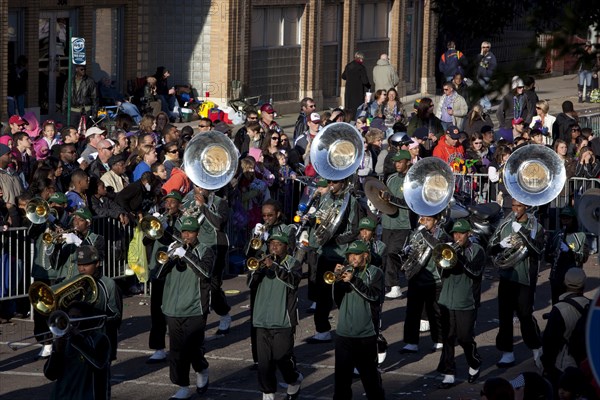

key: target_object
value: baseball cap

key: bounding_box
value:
[511,117,525,126]
[358,217,376,230]
[413,127,429,140]
[9,115,27,126]
[163,190,183,202]
[480,125,494,134]
[315,177,328,188]
[48,192,68,205]
[260,103,276,114]
[77,245,99,265]
[445,125,460,139]
[560,206,577,218]
[72,207,93,222]
[268,232,289,244]
[0,144,11,157]
[564,267,586,291]
[180,215,200,231]
[108,154,126,168]
[345,240,369,255]
[309,112,321,123]
[85,127,105,138]
[391,150,411,161]
[450,219,471,233]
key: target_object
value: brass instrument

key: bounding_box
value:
[41,228,76,245]
[324,265,354,285]
[249,223,269,251]
[156,242,189,265]
[314,189,350,246]
[491,230,528,269]
[7,310,105,351]
[26,198,57,224]
[246,254,274,271]
[432,242,461,269]
[403,157,455,216]
[140,215,165,240]
[29,275,98,316]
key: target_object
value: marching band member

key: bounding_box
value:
[358,216,386,269]
[156,216,213,400]
[436,219,484,388]
[380,150,412,299]
[146,190,182,364]
[332,240,385,399]
[248,232,303,400]
[488,199,544,369]
[187,185,232,336]
[547,206,588,305]
[307,178,360,344]
[401,212,449,354]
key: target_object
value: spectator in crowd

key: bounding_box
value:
[576,41,596,103]
[115,171,161,215]
[439,41,466,82]
[100,153,129,194]
[567,125,584,158]
[434,81,468,131]
[575,146,600,178]
[62,65,97,127]
[529,100,555,145]
[476,41,497,112]
[88,139,115,179]
[39,120,60,149]
[552,101,578,144]
[373,53,399,91]
[162,141,180,180]
[131,144,158,182]
[522,76,539,124]
[407,97,444,139]
[557,366,596,400]
[258,103,282,137]
[293,97,316,142]
[383,88,405,127]
[554,139,577,179]
[97,76,143,124]
[80,127,106,162]
[342,51,371,114]
[511,118,527,143]
[65,169,89,211]
[197,117,213,134]
[11,132,35,188]
[142,76,161,116]
[497,77,530,130]
[262,130,281,157]
[153,67,177,120]
[234,110,259,154]
[162,159,192,196]
[152,163,168,185]
[464,104,494,138]
[433,125,465,166]
[57,144,79,191]
[8,115,28,134]
[89,179,129,226]
[452,73,471,107]
[465,132,491,173]
[294,113,321,157]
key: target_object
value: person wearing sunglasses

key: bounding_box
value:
[293,97,316,142]
[475,41,497,113]
[62,64,98,128]
[88,139,115,179]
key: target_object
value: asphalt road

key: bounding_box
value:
[1,256,598,400]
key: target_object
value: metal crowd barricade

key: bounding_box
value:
[0,227,32,301]
[579,109,600,133]
[91,216,135,279]
[453,173,492,204]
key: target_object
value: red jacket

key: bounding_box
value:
[432,140,465,165]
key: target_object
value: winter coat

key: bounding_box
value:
[372,59,399,91]
[342,60,371,115]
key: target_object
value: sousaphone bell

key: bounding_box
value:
[403,157,455,216]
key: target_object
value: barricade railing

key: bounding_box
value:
[90,216,135,280]
[0,228,32,301]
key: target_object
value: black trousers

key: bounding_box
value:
[333,335,385,400]
[314,254,343,333]
[256,327,300,394]
[305,248,319,302]
[166,315,209,387]
[210,244,231,316]
[381,229,410,287]
[437,306,481,375]
[149,278,166,350]
[404,283,442,345]
[496,279,541,352]
[250,289,258,363]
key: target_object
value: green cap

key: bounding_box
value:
[345,240,369,255]
[560,206,577,218]
[268,232,289,244]
[450,218,471,233]
[164,190,183,202]
[72,207,93,222]
[315,177,328,188]
[391,150,411,162]
[48,192,67,205]
[180,216,199,231]
[359,217,376,230]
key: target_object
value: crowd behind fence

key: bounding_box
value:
[1,176,598,303]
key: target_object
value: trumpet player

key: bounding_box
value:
[488,199,544,369]
[156,216,213,400]
[248,232,303,400]
[436,220,484,388]
[332,240,385,400]
[358,217,385,269]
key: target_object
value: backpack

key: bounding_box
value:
[563,296,590,364]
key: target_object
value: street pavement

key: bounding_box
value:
[1,74,599,400]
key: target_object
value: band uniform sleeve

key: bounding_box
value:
[349,267,383,303]
[274,256,302,290]
[460,244,485,279]
[70,333,111,370]
[182,245,214,279]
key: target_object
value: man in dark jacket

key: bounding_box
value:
[292,97,315,142]
[475,42,497,112]
[342,52,371,115]
[552,101,578,144]
[62,65,98,126]
[439,41,466,82]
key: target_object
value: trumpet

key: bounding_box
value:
[26,198,58,225]
[42,228,76,245]
[7,310,105,351]
[324,265,354,285]
[246,254,274,271]
[156,242,189,265]
[140,215,165,240]
[432,242,461,269]
[249,223,269,251]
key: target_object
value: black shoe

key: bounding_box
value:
[468,370,480,384]
[496,360,515,368]
[196,380,209,395]
[439,382,456,389]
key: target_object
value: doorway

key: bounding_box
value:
[38,10,77,120]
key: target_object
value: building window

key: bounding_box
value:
[359,2,390,41]
[251,7,302,48]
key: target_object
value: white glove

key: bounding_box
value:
[417,225,426,232]
[511,221,522,233]
[62,233,82,247]
[488,166,499,183]
[560,242,570,252]
[152,212,161,218]
[253,223,264,236]
[167,241,179,252]
[500,237,513,249]
[173,247,186,258]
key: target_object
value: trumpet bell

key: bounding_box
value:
[403,158,455,216]
[156,251,169,265]
[323,271,337,285]
[249,238,262,251]
[141,216,164,240]
[26,199,51,224]
[183,131,240,190]
[309,122,364,181]
[433,243,457,269]
[48,310,70,337]
[246,257,260,270]
[503,145,566,206]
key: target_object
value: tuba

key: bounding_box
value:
[309,122,364,246]
[401,227,439,280]
[491,225,529,269]
[29,275,98,316]
[403,157,455,217]
[183,130,239,190]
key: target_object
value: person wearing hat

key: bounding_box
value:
[293,112,321,157]
[331,240,385,399]
[434,81,468,132]
[541,268,590,385]
[432,125,465,166]
[47,192,70,227]
[379,150,412,299]
[358,217,386,269]
[401,212,450,354]
[0,143,24,207]
[436,219,485,388]
[547,207,589,305]
[488,199,544,369]
[80,127,106,163]
[510,117,527,142]
[76,245,122,362]
[100,153,129,194]
[306,177,360,344]
[50,207,105,282]
[8,115,27,134]
[497,76,531,130]
[248,232,303,400]
[156,215,213,399]
[259,103,282,138]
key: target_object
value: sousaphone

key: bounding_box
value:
[183,130,240,190]
[403,157,455,216]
